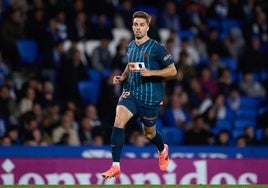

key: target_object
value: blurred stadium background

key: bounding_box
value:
[0,0,268,185]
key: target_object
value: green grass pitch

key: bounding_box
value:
[1,185,268,188]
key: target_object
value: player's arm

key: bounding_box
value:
[113,64,130,84]
[140,63,177,78]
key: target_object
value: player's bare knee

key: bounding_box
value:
[114,116,125,128]
[144,133,154,140]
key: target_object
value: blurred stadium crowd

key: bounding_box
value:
[0,0,268,147]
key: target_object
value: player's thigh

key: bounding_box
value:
[114,105,133,128]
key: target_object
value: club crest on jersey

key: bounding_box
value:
[163,54,171,61]
[144,52,149,58]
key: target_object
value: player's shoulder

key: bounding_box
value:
[149,39,167,52]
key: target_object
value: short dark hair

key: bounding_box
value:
[132,11,151,25]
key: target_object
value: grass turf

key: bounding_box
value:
[1,185,268,188]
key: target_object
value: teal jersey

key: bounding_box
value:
[123,39,174,105]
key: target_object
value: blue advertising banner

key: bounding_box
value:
[0,146,268,158]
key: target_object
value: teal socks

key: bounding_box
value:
[150,131,165,152]
[111,127,124,162]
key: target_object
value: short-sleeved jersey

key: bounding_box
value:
[123,38,174,105]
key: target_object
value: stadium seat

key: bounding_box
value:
[178,30,195,40]
[222,19,242,32]
[258,106,268,116]
[155,118,163,130]
[233,119,256,130]
[256,128,264,141]
[161,127,184,145]
[134,6,159,17]
[78,80,100,105]
[215,119,233,132]
[235,109,257,121]
[232,129,244,140]
[87,68,102,82]
[207,18,220,30]
[16,39,39,64]
[219,57,238,71]
[239,96,263,110]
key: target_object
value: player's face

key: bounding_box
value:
[132,18,149,39]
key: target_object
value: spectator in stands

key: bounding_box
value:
[199,66,219,96]
[112,38,129,72]
[0,8,25,69]
[238,36,266,73]
[235,135,248,147]
[0,135,11,146]
[40,102,60,145]
[32,102,43,124]
[193,34,208,60]
[148,14,160,42]
[24,8,46,42]
[178,37,200,66]
[129,130,147,147]
[18,87,36,116]
[227,0,245,20]
[56,48,89,105]
[0,50,9,83]
[250,10,268,48]
[97,69,121,122]
[239,71,266,97]
[68,11,90,42]
[52,109,80,146]
[78,117,93,145]
[19,113,39,144]
[161,92,191,129]
[63,105,80,131]
[5,125,20,145]
[188,77,210,109]
[39,18,61,68]
[165,37,179,63]
[244,126,258,145]
[214,93,234,121]
[159,1,181,31]
[184,114,214,145]
[260,126,268,145]
[114,0,134,30]
[91,37,113,73]
[55,10,69,41]
[42,42,67,83]
[92,134,104,146]
[215,129,231,146]
[208,53,225,79]
[67,0,87,24]
[88,14,113,40]
[205,27,230,57]
[227,86,241,111]
[207,0,229,20]
[201,105,217,129]
[217,67,235,96]
[0,85,16,124]
[176,50,197,83]
[39,80,57,108]
[224,28,245,60]
[183,1,207,35]
[83,105,102,127]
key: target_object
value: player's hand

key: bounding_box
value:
[113,76,123,85]
[140,68,152,77]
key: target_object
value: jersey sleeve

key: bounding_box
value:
[156,44,174,67]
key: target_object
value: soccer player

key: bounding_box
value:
[102,11,177,178]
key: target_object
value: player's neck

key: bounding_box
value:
[135,35,150,46]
